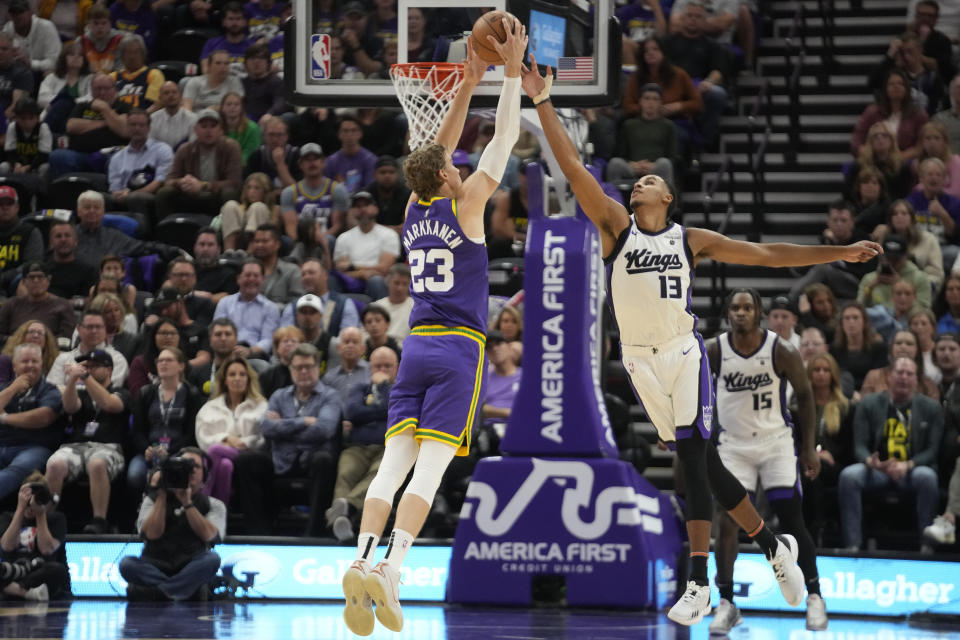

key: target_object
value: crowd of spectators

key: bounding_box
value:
[0,0,957,603]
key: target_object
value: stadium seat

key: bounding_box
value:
[150,60,199,85]
[103,213,143,238]
[163,29,219,63]
[22,209,73,249]
[488,257,523,297]
[43,173,108,210]
[156,213,213,252]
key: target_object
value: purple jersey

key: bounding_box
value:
[403,196,488,332]
[292,178,335,230]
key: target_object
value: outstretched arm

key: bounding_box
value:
[687,227,881,268]
[521,56,630,255]
[434,40,489,154]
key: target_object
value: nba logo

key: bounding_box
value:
[310,34,331,80]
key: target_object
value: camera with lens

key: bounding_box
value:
[28,482,52,506]
[160,456,195,490]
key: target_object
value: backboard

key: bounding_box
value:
[284,0,621,108]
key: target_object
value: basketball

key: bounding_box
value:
[470,10,515,65]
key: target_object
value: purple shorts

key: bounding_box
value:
[385,325,486,456]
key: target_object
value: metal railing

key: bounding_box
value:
[815,0,836,88]
[702,155,736,322]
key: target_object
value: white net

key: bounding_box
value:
[390,63,465,152]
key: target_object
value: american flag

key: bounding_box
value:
[556,57,594,82]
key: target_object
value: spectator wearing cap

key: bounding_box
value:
[606,82,677,187]
[364,155,410,235]
[332,192,399,300]
[768,295,801,349]
[251,223,303,306]
[324,115,378,195]
[156,109,243,220]
[373,263,412,346]
[0,32,33,121]
[0,342,62,501]
[242,43,286,123]
[0,263,74,343]
[150,81,198,151]
[288,293,333,357]
[184,50,245,113]
[246,117,300,192]
[48,309,129,389]
[3,0,61,75]
[144,287,212,370]
[1,97,52,190]
[107,108,174,218]
[199,2,254,75]
[279,143,349,254]
[213,259,280,360]
[44,349,131,534]
[0,187,43,296]
[858,234,933,312]
[280,257,361,336]
[257,325,307,398]
[339,1,384,77]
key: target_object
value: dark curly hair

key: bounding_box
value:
[403,143,447,199]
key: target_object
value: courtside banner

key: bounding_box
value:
[708,553,960,616]
[66,543,450,600]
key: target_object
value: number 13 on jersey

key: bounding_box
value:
[409,248,454,292]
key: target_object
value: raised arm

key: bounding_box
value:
[521,56,630,255]
[687,227,882,268]
[434,40,488,155]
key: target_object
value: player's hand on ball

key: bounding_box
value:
[462,39,488,85]
[520,53,549,98]
[842,240,882,263]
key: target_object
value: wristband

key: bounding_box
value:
[533,73,553,105]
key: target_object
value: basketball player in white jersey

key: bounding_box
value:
[519,59,880,625]
[707,289,827,633]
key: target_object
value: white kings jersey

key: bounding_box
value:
[715,329,794,439]
[605,221,696,346]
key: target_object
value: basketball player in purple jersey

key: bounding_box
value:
[340,21,529,636]
[519,58,881,626]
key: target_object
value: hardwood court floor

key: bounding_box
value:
[0,599,956,640]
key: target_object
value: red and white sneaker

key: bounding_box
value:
[342,560,374,636]
[364,561,403,632]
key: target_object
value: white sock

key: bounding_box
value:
[356,533,379,563]
[383,529,414,569]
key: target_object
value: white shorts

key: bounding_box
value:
[621,332,713,445]
[717,429,798,497]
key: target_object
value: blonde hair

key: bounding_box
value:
[918,120,952,165]
[859,122,903,174]
[403,143,446,199]
[494,305,523,338]
[807,353,848,436]
[2,320,58,374]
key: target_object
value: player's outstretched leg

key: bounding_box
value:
[705,442,805,606]
[342,433,419,635]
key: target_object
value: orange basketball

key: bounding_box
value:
[470,10,515,65]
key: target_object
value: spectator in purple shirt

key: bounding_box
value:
[906,156,960,267]
[478,330,520,455]
[110,0,157,54]
[200,2,253,75]
[244,0,286,40]
[323,115,376,195]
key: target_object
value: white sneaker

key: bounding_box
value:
[768,534,805,606]
[924,516,956,545]
[667,581,711,626]
[806,593,828,631]
[24,584,48,601]
[708,598,742,635]
[342,560,374,636]
[326,497,350,528]
[364,561,403,632]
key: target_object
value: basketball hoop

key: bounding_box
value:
[390,62,465,152]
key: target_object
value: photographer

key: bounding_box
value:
[0,343,62,501]
[44,350,132,534]
[857,235,932,312]
[119,447,225,601]
[0,474,70,600]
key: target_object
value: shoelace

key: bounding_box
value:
[680,584,701,603]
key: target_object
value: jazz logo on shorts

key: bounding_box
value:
[311,34,331,80]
